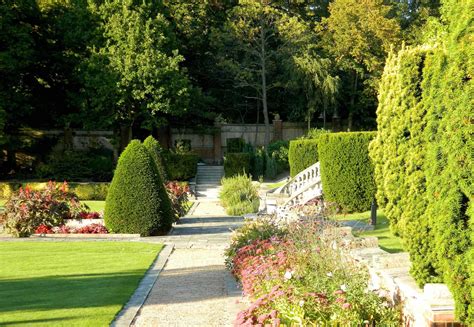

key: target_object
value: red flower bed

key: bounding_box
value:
[35,223,108,235]
[79,212,101,219]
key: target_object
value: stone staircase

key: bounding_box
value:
[195,164,224,200]
[263,162,323,221]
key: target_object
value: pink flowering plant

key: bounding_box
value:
[228,218,401,326]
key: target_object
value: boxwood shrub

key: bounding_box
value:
[224,153,251,177]
[318,132,376,213]
[163,153,198,181]
[288,140,319,177]
[143,136,168,182]
[104,140,173,236]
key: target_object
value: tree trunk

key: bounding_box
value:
[119,124,132,153]
[348,71,358,131]
[260,27,270,148]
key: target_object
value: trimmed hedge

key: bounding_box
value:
[369,1,473,321]
[318,132,376,213]
[163,153,198,181]
[224,153,251,177]
[104,140,173,236]
[0,182,109,200]
[288,140,319,177]
[143,136,168,182]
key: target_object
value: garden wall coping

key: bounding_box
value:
[343,227,463,326]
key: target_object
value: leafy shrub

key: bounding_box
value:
[268,140,289,173]
[250,147,265,179]
[104,140,173,236]
[71,183,109,200]
[165,181,190,219]
[264,154,278,180]
[318,132,376,213]
[227,138,246,153]
[143,135,168,181]
[224,153,251,177]
[36,149,114,182]
[163,152,198,181]
[369,2,473,321]
[0,182,110,201]
[0,181,87,237]
[220,174,259,215]
[288,139,320,177]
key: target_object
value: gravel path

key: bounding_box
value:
[132,201,245,327]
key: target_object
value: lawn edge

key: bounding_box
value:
[111,243,174,327]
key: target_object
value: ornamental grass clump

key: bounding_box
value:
[219,174,259,215]
[228,219,401,326]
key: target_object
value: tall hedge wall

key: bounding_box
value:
[318,132,376,213]
[288,140,319,177]
[369,0,473,321]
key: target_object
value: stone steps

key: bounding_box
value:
[195,165,224,200]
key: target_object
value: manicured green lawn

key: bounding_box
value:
[335,209,404,254]
[82,200,105,212]
[0,242,163,326]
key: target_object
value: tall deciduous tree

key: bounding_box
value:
[212,0,337,145]
[320,0,400,130]
[0,0,40,168]
[212,0,281,146]
[94,0,190,150]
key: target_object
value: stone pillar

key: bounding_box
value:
[213,123,222,164]
[272,118,283,142]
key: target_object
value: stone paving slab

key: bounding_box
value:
[132,201,245,327]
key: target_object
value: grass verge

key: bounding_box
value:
[334,209,404,253]
[0,241,163,326]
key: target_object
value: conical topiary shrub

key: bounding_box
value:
[143,135,175,221]
[143,135,168,182]
[104,140,173,236]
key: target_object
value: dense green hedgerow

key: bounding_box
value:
[220,174,259,215]
[319,132,376,213]
[224,152,251,177]
[163,153,198,181]
[104,140,173,236]
[369,0,473,321]
[288,140,319,177]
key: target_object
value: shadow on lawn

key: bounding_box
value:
[0,270,147,314]
[0,316,80,326]
[0,266,235,314]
